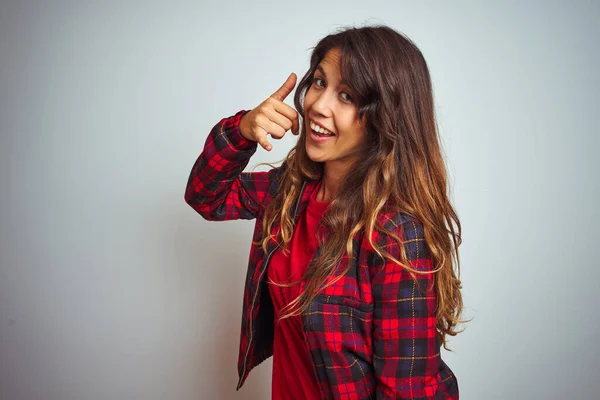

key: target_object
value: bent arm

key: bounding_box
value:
[184,109,277,221]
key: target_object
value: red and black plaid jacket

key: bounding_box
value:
[185,110,459,399]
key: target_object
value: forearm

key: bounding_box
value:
[185,109,267,221]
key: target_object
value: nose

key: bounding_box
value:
[310,89,334,117]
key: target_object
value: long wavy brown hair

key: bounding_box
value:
[257,24,465,350]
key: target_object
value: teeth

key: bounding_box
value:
[310,120,333,135]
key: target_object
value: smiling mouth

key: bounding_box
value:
[309,127,335,142]
[311,128,334,137]
[309,119,335,136]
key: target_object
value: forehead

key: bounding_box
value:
[317,48,350,85]
[322,47,342,64]
[318,48,342,72]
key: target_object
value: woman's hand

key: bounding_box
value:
[239,72,300,151]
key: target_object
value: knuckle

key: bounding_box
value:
[256,104,267,117]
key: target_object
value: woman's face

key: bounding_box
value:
[303,48,367,171]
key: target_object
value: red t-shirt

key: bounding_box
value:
[267,181,330,400]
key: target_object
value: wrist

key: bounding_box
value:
[239,113,254,142]
[229,110,256,151]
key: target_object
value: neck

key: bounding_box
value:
[316,162,349,202]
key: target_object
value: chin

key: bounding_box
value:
[306,152,325,163]
[305,144,326,163]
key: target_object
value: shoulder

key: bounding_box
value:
[265,160,288,195]
[376,210,421,231]
[377,210,425,241]
[370,210,430,261]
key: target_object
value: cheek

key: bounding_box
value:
[341,126,366,147]
[304,90,316,108]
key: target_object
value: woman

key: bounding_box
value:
[185,24,464,399]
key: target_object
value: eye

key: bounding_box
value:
[312,76,325,87]
[311,76,354,104]
[340,92,354,104]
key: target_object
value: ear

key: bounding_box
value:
[359,113,368,127]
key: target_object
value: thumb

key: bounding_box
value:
[270,72,297,102]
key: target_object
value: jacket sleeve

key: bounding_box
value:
[184,109,280,221]
[370,218,442,399]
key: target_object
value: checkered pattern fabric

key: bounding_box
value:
[185,110,459,399]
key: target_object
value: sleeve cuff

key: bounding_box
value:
[224,109,257,151]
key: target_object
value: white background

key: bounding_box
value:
[1,1,598,399]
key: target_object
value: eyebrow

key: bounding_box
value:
[316,64,350,86]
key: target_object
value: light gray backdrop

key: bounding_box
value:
[1,1,598,399]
